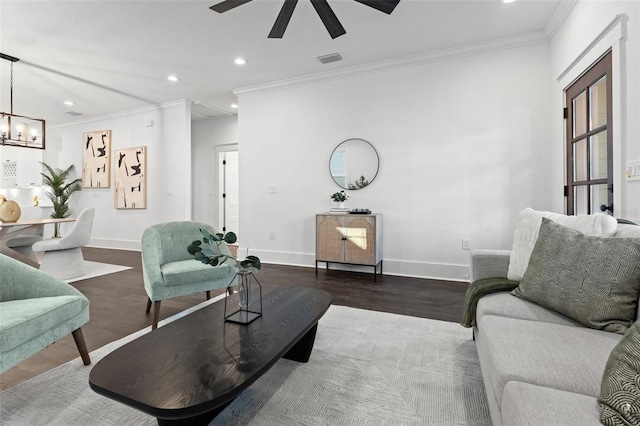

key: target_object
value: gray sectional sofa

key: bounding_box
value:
[470,220,640,426]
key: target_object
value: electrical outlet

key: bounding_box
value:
[269,230,275,239]
[462,238,471,250]
[268,184,277,194]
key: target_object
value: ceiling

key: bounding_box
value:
[0,0,568,126]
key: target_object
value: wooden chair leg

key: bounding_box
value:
[152,300,161,330]
[71,328,91,366]
[206,290,211,300]
[145,297,152,314]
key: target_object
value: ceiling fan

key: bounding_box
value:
[210,0,401,39]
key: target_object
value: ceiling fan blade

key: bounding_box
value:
[268,0,299,39]
[310,0,346,39]
[209,0,253,13]
[353,0,400,15]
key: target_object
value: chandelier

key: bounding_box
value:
[1,53,46,150]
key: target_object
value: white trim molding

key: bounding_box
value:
[48,99,192,129]
[242,248,470,282]
[557,14,628,219]
[234,31,550,98]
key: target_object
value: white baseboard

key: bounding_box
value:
[88,238,141,252]
[86,242,470,282]
[241,248,470,282]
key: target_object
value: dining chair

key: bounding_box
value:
[32,208,95,280]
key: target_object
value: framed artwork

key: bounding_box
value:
[114,146,147,209]
[82,130,111,188]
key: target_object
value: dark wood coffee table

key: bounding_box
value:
[89,285,331,425]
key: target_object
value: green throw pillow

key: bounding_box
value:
[511,218,640,334]
[599,321,640,425]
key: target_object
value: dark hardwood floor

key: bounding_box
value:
[0,247,469,390]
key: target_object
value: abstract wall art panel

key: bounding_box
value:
[82,130,111,188]
[114,146,147,209]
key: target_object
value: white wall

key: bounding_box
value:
[236,42,553,280]
[549,0,640,222]
[192,115,238,226]
[35,0,638,282]
[47,99,192,249]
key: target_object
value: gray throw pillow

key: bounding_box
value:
[599,321,640,425]
[511,218,640,334]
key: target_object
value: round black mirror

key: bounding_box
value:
[329,138,379,190]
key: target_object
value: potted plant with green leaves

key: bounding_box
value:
[187,229,260,271]
[40,162,82,238]
[331,190,349,209]
[187,229,262,324]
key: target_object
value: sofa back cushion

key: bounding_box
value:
[507,207,617,281]
[512,218,640,335]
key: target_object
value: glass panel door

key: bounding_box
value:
[565,51,613,215]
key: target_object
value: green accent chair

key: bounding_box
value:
[141,221,237,330]
[0,254,91,374]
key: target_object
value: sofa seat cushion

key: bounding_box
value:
[0,296,87,352]
[160,260,233,287]
[477,315,622,410]
[476,292,582,327]
[501,381,602,426]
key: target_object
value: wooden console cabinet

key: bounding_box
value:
[315,213,382,281]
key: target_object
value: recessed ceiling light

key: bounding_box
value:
[502,0,517,3]
[167,75,179,82]
[234,58,247,66]
[64,101,74,106]
[231,103,238,109]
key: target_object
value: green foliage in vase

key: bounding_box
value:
[40,162,82,237]
[330,190,349,202]
[187,229,261,271]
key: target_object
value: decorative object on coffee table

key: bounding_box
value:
[224,268,262,324]
[187,228,262,324]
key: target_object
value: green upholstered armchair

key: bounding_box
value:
[0,254,91,374]
[141,221,237,330]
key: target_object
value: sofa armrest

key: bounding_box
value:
[470,249,511,281]
[0,255,88,302]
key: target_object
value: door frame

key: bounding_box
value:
[556,15,627,216]
[564,50,613,215]
[213,143,238,234]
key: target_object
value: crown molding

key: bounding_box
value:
[233,31,549,97]
[544,0,578,40]
[48,99,191,129]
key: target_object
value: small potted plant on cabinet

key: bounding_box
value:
[330,190,349,210]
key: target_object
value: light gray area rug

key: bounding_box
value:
[64,261,132,283]
[0,303,490,426]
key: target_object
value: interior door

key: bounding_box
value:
[218,148,239,235]
[565,51,613,215]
